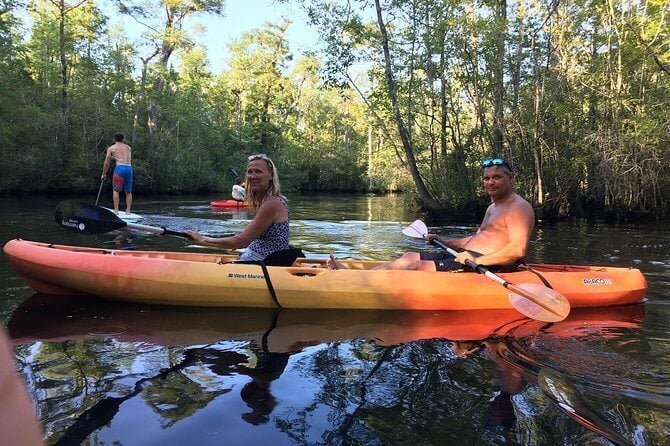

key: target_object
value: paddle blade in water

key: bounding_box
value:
[402,220,428,238]
[55,201,127,235]
[507,283,571,322]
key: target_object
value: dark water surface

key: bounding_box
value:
[1,194,669,445]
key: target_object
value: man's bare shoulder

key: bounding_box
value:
[508,195,536,231]
[511,194,533,211]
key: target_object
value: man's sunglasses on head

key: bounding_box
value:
[481,158,513,171]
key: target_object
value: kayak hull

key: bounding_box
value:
[210,199,248,208]
[3,239,648,310]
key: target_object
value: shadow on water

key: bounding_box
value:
[8,294,668,445]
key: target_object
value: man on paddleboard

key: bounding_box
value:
[329,158,535,271]
[101,133,133,215]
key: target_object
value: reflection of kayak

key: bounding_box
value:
[7,294,645,349]
[102,208,142,222]
[3,239,647,310]
[210,199,249,208]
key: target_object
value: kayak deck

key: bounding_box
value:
[3,239,648,310]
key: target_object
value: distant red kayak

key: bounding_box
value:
[210,199,249,208]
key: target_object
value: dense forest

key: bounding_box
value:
[0,0,668,219]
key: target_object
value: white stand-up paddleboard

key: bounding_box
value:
[103,208,143,222]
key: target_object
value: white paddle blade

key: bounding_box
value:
[402,220,428,239]
[508,283,571,322]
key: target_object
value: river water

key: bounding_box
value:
[1,194,668,445]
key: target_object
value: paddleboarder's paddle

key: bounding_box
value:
[55,201,192,239]
[94,180,104,205]
[402,219,570,322]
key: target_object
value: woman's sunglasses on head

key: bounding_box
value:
[247,154,274,172]
[248,154,269,161]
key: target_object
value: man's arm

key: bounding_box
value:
[437,234,474,250]
[431,206,489,250]
[101,148,112,180]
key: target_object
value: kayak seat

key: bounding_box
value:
[236,247,306,267]
[263,247,306,266]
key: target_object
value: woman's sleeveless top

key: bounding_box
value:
[241,196,290,261]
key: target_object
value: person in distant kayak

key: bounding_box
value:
[329,158,534,272]
[231,177,246,202]
[185,154,290,261]
[101,133,133,216]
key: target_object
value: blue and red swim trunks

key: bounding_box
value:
[112,164,133,193]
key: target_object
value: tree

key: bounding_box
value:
[114,0,224,134]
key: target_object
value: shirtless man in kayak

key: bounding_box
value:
[329,158,535,271]
[101,133,133,215]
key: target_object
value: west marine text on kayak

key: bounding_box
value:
[228,273,265,279]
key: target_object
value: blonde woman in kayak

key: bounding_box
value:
[329,158,534,272]
[185,154,290,261]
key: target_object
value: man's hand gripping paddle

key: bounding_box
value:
[402,220,570,322]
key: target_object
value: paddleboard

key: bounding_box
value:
[102,208,143,222]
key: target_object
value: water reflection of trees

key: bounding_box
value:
[16,334,579,444]
[26,339,295,443]
[276,340,505,444]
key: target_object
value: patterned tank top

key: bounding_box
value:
[241,196,290,261]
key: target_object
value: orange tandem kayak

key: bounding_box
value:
[3,239,647,310]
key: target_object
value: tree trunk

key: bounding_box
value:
[465,0,487,154]
[531,33,544,206]
[58,0,69,166]
[492,0,506,155]
[148,8,178,134]
[374,0,441,212]
[133,48,159,144]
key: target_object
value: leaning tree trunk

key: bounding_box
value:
[374,0,442,212]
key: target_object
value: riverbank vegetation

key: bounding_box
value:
[0,0,667,220]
